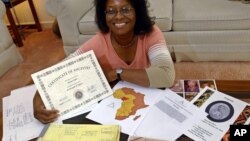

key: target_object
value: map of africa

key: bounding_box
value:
[113,87,148,120]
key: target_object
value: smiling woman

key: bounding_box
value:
[33,0,175,124]
[71,0,175,88]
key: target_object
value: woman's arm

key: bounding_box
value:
[120,45,175,88]
[119,69,150,87]
[146,44,175,88]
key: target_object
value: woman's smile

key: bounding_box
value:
[114,22,126,28]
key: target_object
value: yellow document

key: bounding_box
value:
[39,124,120,141]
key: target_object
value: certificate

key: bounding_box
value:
[31,50,113,117]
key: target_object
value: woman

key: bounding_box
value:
[33,0,175,123]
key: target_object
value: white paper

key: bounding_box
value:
[2,85,44,141]
[62,103,97,120]
[87,81,164,135]
[31,50,113,119]
[132,87,250,141]
[133,89,200,140]
[183,87,250,141]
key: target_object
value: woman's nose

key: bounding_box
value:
[114,10,124,19]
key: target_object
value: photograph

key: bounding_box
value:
[170,80,184,93]
[184,92,198,102]
[184,80,199,92]
[199,80,216,90]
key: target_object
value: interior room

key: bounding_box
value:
[1,0,250,141]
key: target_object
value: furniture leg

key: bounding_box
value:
[28,0,42,32]
[5,7,23,47]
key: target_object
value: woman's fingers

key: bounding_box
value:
[34,106,59,124]
[33,91,59,123]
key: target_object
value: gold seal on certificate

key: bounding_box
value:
[31,50,113,117]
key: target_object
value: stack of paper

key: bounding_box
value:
[37,124,120,141]
[87,81,250,141]
[2,85,44,141]
[133,87,250,141]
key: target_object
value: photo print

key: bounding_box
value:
[199,80,217,90]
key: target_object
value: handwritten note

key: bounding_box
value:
[2,85,44,141]
[38,124,120,141]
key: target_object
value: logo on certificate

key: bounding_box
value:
[74,90,84,100]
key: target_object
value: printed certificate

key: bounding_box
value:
[31,50,112,117]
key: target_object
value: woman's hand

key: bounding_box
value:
[33,91,59,124]
[103,69,117,82]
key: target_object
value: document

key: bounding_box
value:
[87,81,164,135]
[31,50,113,119]
[133,89,200,140]
[38,124,120,141]
[132,87,250,141]
[2,85,44,141]
[184,87,250,141]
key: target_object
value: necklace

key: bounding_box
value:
[112,35,137,48]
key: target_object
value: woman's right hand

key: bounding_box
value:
[33,91,59,124]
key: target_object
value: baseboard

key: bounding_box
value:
[40,21,54,29]
[5,21,54,30]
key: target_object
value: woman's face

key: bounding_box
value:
[105,0,136,36]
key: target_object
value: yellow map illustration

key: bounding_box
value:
[113,87,148,120]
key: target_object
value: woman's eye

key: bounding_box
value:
[106,9,117,15]
[121,8,130,13]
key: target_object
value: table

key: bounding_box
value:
[216,80,250,102]
[4,0,42,47]
[1,80,250,140]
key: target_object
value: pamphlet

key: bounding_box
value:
[185,87,250,141]
[132,87,250,141]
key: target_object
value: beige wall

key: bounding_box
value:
[4,0,54,29]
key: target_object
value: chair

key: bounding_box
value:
[0,0,23,77]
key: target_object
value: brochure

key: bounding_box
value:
[132,87,250,141]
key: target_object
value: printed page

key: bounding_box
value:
[87,81,164,135]
[132,89,201,140]
[39,124,120,141]
[31,50,113,119]
[132,87,250,141]
[180,87,250,141]
[2,85,44,141]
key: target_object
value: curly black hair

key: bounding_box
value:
[94,0,154,35]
